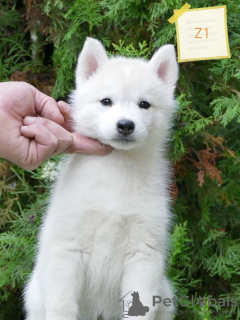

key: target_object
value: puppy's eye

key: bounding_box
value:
[101,98,112,106]
[139,101,151,109]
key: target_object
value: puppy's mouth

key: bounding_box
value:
[106,135,138,150]
[112,137,135,144]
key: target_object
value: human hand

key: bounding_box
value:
[0,82,112,170]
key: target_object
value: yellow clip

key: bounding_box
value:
[168,2,191,24]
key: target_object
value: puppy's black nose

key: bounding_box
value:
[117,120,135,135]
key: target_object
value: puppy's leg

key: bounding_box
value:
[24,270,45,320]
[121,251,174,320]
[154,277,175,320]
[44,244,84,320]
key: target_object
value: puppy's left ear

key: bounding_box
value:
[76,37,108,87]
[149,45,178,89]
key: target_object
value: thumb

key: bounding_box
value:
[65,133,113,155]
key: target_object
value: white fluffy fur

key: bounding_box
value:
[24,38,178,320]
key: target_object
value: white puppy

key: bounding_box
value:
[24,38,178,320]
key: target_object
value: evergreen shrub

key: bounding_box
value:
[0,0,239,319]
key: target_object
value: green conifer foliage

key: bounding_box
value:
[0,0,239,319]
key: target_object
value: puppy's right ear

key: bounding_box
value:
[76,38,108,87]
[149,44,178,91]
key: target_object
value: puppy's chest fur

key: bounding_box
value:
[48,152,167,272]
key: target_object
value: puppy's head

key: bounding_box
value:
[71,38,178,150]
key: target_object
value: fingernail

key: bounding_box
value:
[102,144,113,152]
[58,101,71,112]
[24,116,37,124]
[21,125,28,130]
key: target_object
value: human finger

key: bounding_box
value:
[65,133,113,155]
[23,116,113,155]
[58,100,74,132]
[31,86,64,126]
[20,124,58,170]
[23,116,73,155]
